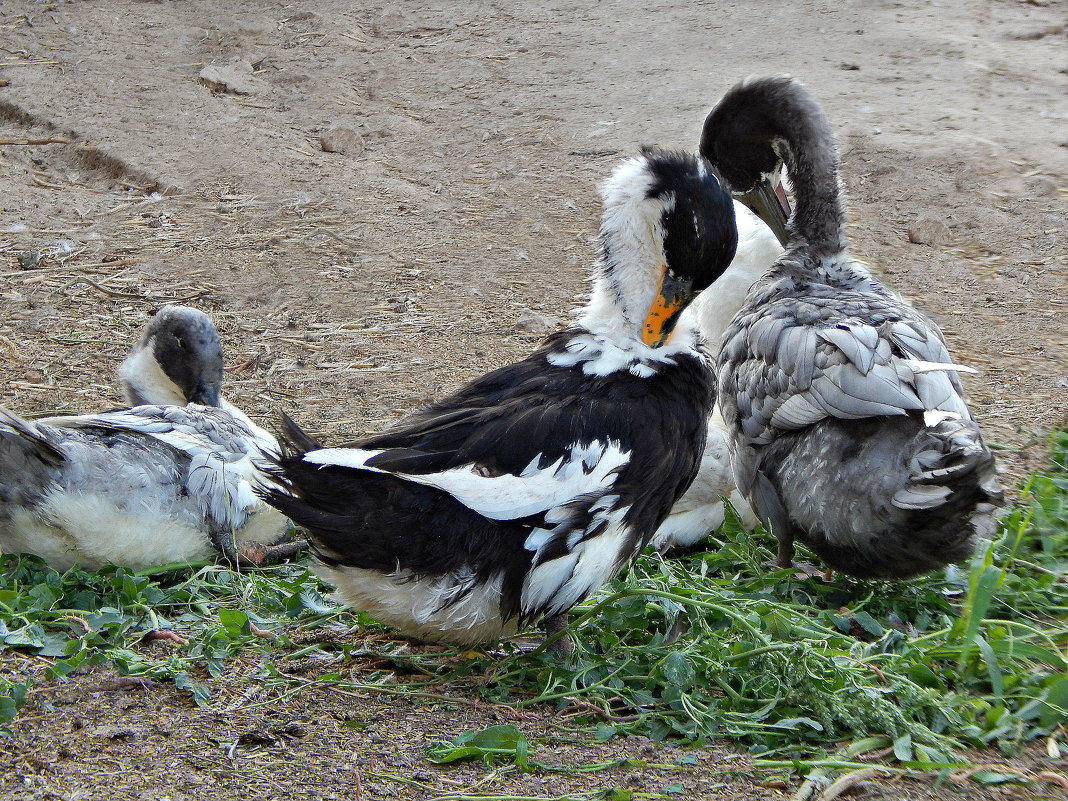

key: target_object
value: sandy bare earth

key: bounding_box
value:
[0,1,1066,799]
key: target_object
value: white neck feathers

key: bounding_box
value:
[117,341,187,406]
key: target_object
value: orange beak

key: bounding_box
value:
[641,267,694,347]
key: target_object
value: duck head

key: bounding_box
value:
[700,76,847,255]
[700,76,821,248]
[582,148,739,348]
[118,306,225,406]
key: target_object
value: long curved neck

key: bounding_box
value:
[776,95,846,257]
[579,247,650,344]
[579,200,667,343]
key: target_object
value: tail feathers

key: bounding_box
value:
[277,411,323,456]
[256,481,352,567]
[0,404,66,464]
[894,417,1002,515]
[253,439,404,571]
[762,413,1003,579]
[256,411,365,567]
[254,410,322,494]
[891,483,951,510]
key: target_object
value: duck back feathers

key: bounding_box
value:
[0,403,286,571]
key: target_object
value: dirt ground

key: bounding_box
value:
[0,0,1066,799]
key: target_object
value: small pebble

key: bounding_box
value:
[1024,176,1058,197]
[199,60,266,95]
[907,216,950,247]
[16,250,42,270]
[511,309,562,334]
[320,127,364,156]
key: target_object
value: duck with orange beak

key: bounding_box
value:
[262,148,739,653]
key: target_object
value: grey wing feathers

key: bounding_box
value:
[52,404,275,457]
[777,327,817,388]
[18,404,273,530]
[87,405,276,527]
[817,324,877,374]
[0,405,65,463]
[725,296,974,447]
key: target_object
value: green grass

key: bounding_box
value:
[2,431,1066,782]
[474,431,1068,763]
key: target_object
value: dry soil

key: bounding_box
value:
[0,1,1066,799]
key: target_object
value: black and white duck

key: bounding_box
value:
[0,306,300,571]
[261,148,740,650]
[651,204,780,551]
[700,76,1002,578]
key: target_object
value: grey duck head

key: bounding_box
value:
[118,306,224,407]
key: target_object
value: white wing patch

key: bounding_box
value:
[302,447,386,470]
[304,441,632,521]
[897,359,978,377]
[521,506,634,617]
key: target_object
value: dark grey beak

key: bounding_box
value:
[189,380,222,407]
[737,166,792,247]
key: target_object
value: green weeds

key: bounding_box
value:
[480,433,1068,759]
[1,431,1066,772]
[426,724,532,770]
[0,557,351,710]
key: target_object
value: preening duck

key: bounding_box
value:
[651,204,779,551]
[0,307,298,571]
[262,148,740,650]
[700,76,1002,578]
[118,305,276,445]
[118,304,226,407]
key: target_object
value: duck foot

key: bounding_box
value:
[218,535,309,568]
[788,561,832,580]
[768,539,832,580]
[765,558,831,580]
[240,538,308,567]
[543,612,573,656]
[768,534,829,579]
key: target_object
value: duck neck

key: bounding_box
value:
[578,224,664,346]
[118,345,187,406]
[777,103,846,258]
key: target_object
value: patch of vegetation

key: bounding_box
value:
[479,432,1068,762]
[1,431,1066,777]
[0,556,347,712]
[426,724,532,771]
[0,677,28,736]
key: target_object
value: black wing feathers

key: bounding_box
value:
[357,330,712,482]
[264,332,715,590]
